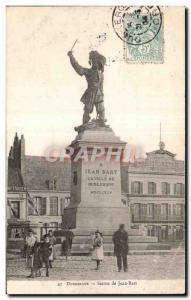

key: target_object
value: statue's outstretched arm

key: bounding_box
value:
[68,51,87,76]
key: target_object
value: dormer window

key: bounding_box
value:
[45,179,57,190]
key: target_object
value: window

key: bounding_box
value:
[168,204,172,216]
[46,179,57,190]
[148,182,156,194]
[134,203,140,219]
[161,225,168,240]
[8,227,25,239]
[49,197,58,216]
[28,197,47,216]
[161,204,168,217]
[147,204,154,218]
[60,198,65,215]
[49,222,58,229]
[148,225,155,237]
[130,204,135,221]
[140,204,147,220]
[172,204,184,217]
[176,204,183,216]
[38,197,46,215]
[154,204,161,218]
[174,183,184,195]
[60,197,70,215]
[131,181,143,194]
[162,182,170,195]
[9,201,20,218]
[173,204,176,216]
[175,225,184,240]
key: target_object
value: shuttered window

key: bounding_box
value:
[148,182,156,194]
[162,182,170,195]
[131,181,143,194]
[147,204,154,217]
[174,183,184,195]
[28,197,47,216]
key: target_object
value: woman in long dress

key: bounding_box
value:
[92,230,104,270]
[48,230,57,268]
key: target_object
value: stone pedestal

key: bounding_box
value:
[63,122,129,231]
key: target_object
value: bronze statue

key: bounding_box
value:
[67,50,106,125]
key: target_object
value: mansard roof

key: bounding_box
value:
[8,155,71,191]
[122,141,184,175]
[146,148,176,158]
[22,155,71,191]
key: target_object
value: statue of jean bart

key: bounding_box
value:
[67,50,107,127]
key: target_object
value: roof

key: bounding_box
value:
[21,155,71,191]
[146,149,176,158]
[122,154,185,174]
[8,167,24,187]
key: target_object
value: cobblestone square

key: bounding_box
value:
[7,254,185,281]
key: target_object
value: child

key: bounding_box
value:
[27,242,42,278]
[92,230,104,270]
[25,229,37,268]
[40,235,52,277]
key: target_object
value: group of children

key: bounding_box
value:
[26,230,56,278]
[25,224,128,278]
[25,228,105,278]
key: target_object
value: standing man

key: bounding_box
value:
[112,224,128,272]
[61,227,74,259]
[67,227,74,255]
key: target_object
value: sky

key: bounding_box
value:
[6,6,185,160]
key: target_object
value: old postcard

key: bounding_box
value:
[6,6,185,295]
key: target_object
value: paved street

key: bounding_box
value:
[7,254,185,281]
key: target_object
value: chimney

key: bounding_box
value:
[13,132,19,167]
[9,132,25,169]
[20,134,25,160]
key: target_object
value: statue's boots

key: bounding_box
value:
[83,112,90,124]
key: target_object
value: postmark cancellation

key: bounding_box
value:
[112,6,164,63]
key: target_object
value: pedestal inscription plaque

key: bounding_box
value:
[63,124,129,231]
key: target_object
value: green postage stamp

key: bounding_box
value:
[112,6,164,63]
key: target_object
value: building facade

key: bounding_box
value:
[7,133,71,239]
[122,141,185,242]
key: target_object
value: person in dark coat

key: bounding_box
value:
[112,224,128,272]
[61,228,74,259]
[66,228,74,254]
[47,230,57,268]
[40,235,52,277]
[61,236,69,261]
[27,242,42,278]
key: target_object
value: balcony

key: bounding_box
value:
[132,215,184,223]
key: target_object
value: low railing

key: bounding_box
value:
[132,215,184,222]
